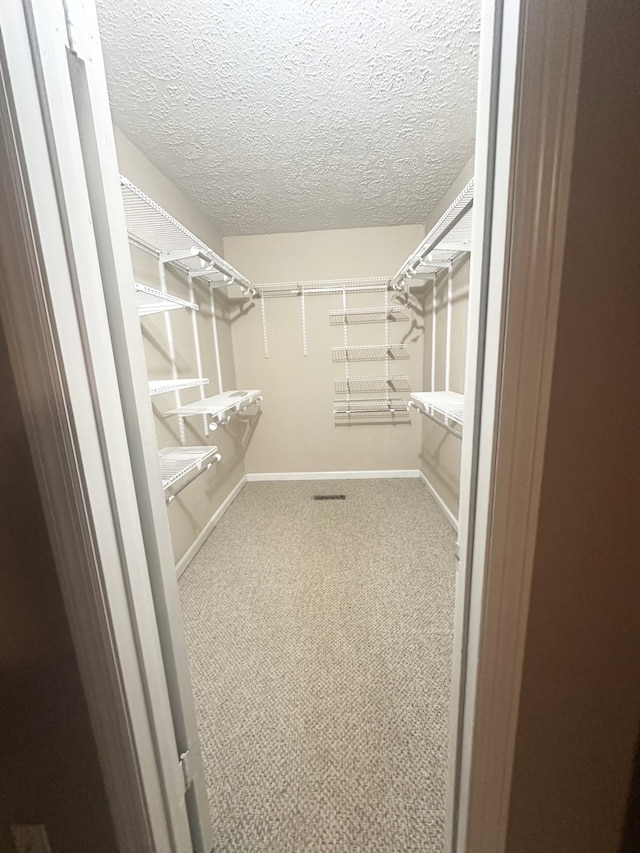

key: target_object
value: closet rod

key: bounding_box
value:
[165,453,221,503]
[408,403,462,437]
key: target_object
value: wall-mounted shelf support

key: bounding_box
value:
[148,378,209,396]
[135,282,199,316]
[188,267,230,284]
[159,248,203,265]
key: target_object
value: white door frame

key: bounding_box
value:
[449,0,587,850]
[0,1,210,850]
[0,0,587,850]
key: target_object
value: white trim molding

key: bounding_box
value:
[0,3,185,849]
[245,469,422,481]
[451,1,587,852]
[176,474,248,577]
[418,471,458,532]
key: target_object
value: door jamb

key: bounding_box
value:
[449,1,587,850]
[0,1,194,849]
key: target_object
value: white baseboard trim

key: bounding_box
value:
[418,470,459,532]
[245,469,422,482]
[175,474,248,577]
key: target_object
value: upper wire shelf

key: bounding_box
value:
[392,179,474,294]
[158,446,221,501]
[136,282,199,316]
[332,345,409,362]
[329,306,409,325]
[120,176,254,294]
[409,391,465,435]
[166,389,262,429]
[334,375,411,394]
[148,378,209,396]
[254,277,391,298]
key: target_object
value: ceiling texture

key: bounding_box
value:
[96,0,480,236]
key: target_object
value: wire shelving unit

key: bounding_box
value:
[255,278,390,298]
[334,375,411,394]
[408,391,465,436]
[332,345,409,362]
[392,179,474,296]
[136,282,199,316]
[166,389,262,429]
[334,398,411,425]
[329,306,409,325]
[148,378,209,396]
[158,446,222,502]
[121,176,254,294]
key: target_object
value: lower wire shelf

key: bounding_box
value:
[408,391,464,434]
[334,398,411,425]
[158,446,221,502]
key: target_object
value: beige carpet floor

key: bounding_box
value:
[179,479,456,852]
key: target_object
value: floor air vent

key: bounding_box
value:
[313,494,346,501]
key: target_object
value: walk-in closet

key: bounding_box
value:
[98,1,479,849]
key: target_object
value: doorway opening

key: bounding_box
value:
[95,1,479,848]
[0,0,594,849]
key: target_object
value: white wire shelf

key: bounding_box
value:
[392,179,474,293]
[334,398,411,425]
[409,391,465,434]
[158,446,221,499]
[148,378,209,396]
[121,177,253,294]
[332,345,409,362]
[334,376,411,394]
[254,277,391,298]
[334,398,409,414]
[135,282,199,316]
[165,389,262,428]
[329,306,409,325]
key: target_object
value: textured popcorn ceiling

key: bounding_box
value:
[96,0,480,235]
